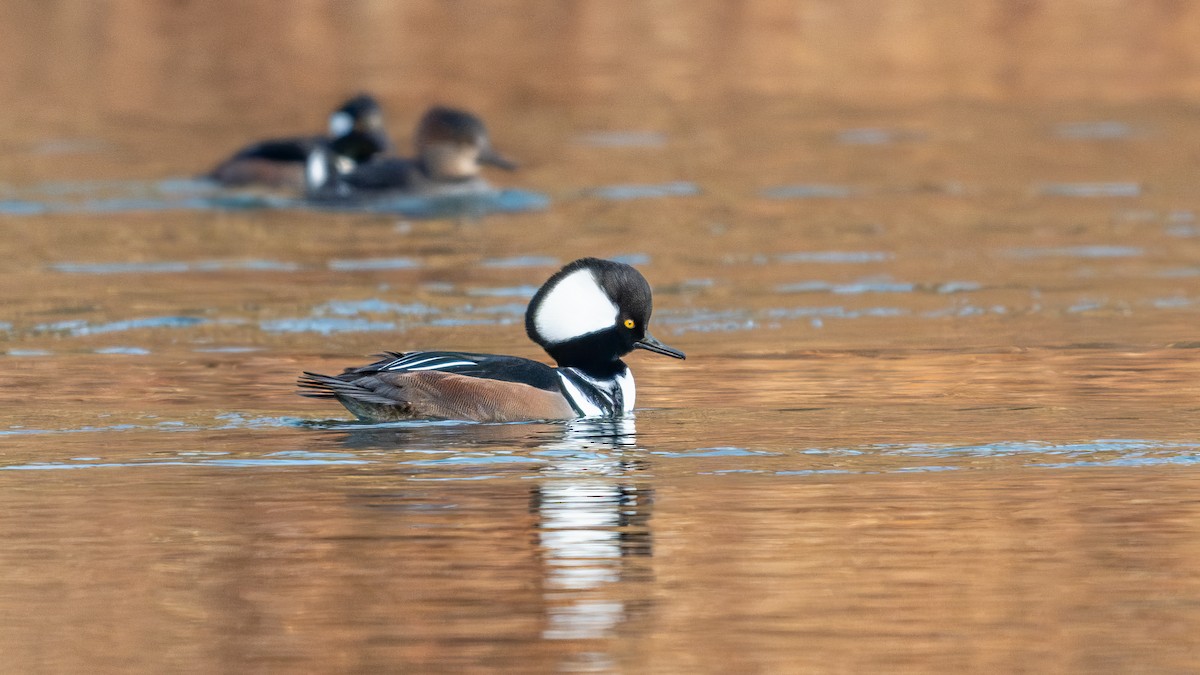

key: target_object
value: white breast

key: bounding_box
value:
[556,367,637,418]
[615,369,636,414]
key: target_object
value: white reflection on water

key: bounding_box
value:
[534,418,648,641]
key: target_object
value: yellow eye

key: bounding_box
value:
[623,319,635,329]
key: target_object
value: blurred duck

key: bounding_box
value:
[209,94,391,189]
[305,106,516,200]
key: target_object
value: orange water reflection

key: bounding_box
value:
[2,0,1200,672]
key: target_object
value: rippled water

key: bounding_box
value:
[4,1,1200,672]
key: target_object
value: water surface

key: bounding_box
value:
[3,1,1200,672]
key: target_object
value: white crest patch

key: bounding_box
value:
[534,269,618,344]
[328,111,354,137]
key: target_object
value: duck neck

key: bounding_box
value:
[545,331,632,380]
[562,357,627,380]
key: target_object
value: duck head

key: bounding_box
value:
[525,258,685,373]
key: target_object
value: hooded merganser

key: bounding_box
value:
[298,258,685,422]
[209,94,391,189]
[305,105,517,200]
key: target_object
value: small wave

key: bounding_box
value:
[589,182,700,201]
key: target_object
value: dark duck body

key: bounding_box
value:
[298,258,685,422]
[305,105,517,201]
[209,94,391,190]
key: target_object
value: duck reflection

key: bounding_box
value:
[532,418,654,641]
[320,416,655,650]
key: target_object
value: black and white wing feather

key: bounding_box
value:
[297,350,572,422]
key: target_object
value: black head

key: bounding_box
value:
[328,93,387,138]
[525,258,685,372]
[310,95,390,192]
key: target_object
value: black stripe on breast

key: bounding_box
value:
[557,368,622,417]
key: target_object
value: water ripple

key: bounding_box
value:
[576,131,667,147]
[838,127,928,144]
[467,285,539,298]
[259,318,397,334]
[328,257,422,271]
[482,256,560,268]
[1007,245,1144,259]
[0,180,548,217]
[94,346,151,355]
[1037,182,1141,197]
[588,182,700,201]
[777,251,892,264]
[52,259,300,274]
[33,316,207,336]
[1052,121,1136,140]
[317,299,436,316]
[776,279,916,294]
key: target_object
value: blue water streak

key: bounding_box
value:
[328,257,422,271]
[33,316,207,336]
[776,279,915,294]
[317,299,436,316]
[52,259,300,274]
[0,180,548,218]
[1007,245,1144,259]
[589,182,700,201]
[309,188,549,217]
[1037,182,1141,197]
[1052,121,1136,140]
[482,255,559,268]
[95,346,151,355]
[259,317,397,334]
